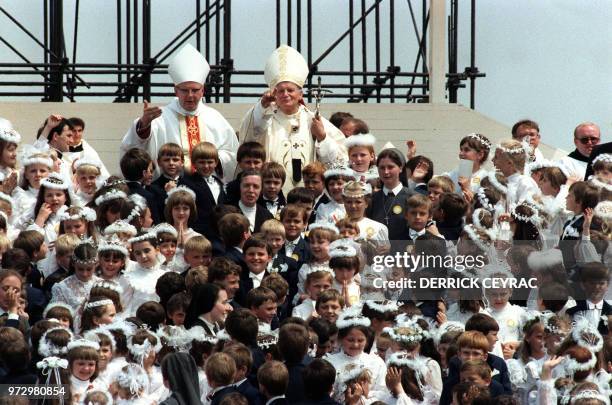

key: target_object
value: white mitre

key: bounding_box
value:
[264,45,309,89]
[0,118,14,131]
[168,44,210,85]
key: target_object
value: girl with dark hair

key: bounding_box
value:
[184,283,232,336]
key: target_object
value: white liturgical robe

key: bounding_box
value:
[121,98,238,182]
[239,102,346,195]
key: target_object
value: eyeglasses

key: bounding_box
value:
[576,136,600,145]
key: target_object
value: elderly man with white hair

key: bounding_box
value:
[239,45,346,195]
[121,44,238,181]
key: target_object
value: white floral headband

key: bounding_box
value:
[497,140,530,156]
[0,127,21,144]
[257,334,278,350]
[308,221,339,234]
[466,133,492,149]
[67,338,100,352]
[156,325,193,352]
[594,201,612,221]
[128,232,157,245]
[98,234,129,257]
[43,302,75,319]
[476,188,494,212]
[510,202,540,225]
[463,224,493,253]
[58,206,97,222]
[472,208,490,232]
[41,173,69,190]
[363,300,399,314]
[95,189,127,206]
[336,304,371,330]
[305,264,334,277]
[345,133,377,148]
[72,237,98,265]
[126,333,162,364]
[571,318,603,353]
[115,364,149,396]
[84,298,113,311]
[74,157,102,171]
[92,280,123,294]
[154,223,178,238]
[165,185,196,204]
[39,327,74,357]
[104,220,137,237]
[592,153,612,165]
[329,238,358,258]
[84,328,117,351]
[589,176,612,192]
[568,389,610,405]
[485,172,508,195]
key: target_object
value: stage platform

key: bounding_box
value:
[0,102,563,174]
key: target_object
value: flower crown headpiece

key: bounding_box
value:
[43,302,75,319]
[433,321,465,346]
[308,221,339,234]
[115,364,149,396]
[126,333,162,364]
[563,351,597,378]
[496,140,529,156]
[344,133,377,148]
[104,220,137,237]
[58,206,97,222]
[97,234,129,257]
[84,298,114,311]
[154,223,178,238]
[20,143,53,168]
[165,185,196,204]
[363,300,399,314]
[592,153,612,165]
[463,224,493,253]
[472,208,491,232]
[568,389,611,405]
[527,159,571,178]
[39,326,74,357]
[571,318,603,353]
[95,189,127,206]
[74,157,102,171]
[103,178,127,188]
[156,325,193,352]
[336,304,371,330]
[329,238,358,259]
[92,280,123,294]
[128,232,158,245]
[42,173,69,190]
[100,319,137,339]
[594,201,612,221]
[476,188,494,212]
[79,389,114,405]
[510,202,541,225]
[333,363,369,401]
[305,264,334,277]
[385,352,428,393]
[72,237,98,265]
[324,159,355,179]
[589,176,612,192]
[466,133,492,149]
[257,333,279,350]
[0,127,21,144]
[125,194,147,223]
[84,328,117,351]
[485,172,508,195]
[188,326,219,344]
[67,338,100,352]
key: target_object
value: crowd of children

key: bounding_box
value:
[0,113,609,405]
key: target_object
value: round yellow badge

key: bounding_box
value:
[291,254,299,261]
[392,205,402,215]
[507,319,516,328]
[366,227,375,237]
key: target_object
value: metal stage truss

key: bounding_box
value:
[0,0,484,106]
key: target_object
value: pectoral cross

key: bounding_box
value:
[309,76,332,119]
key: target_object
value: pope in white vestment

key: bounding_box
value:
[239,45,346,195]
[121,44,238,182]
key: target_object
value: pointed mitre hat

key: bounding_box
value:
[168,44,211,85]
[264,45,309,89]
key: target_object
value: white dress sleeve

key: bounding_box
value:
[576,237,603,263]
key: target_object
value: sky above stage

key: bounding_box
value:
[1,0,610,152]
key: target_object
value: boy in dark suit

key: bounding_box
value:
[294,359,340,405]
[150,143,184,220]
[205,353,239,405]
[261,219,300,304]
[559,181,599,272]
[278,323,313,404]
[219,213,251,276]
[207,257,243,310]
[259,162,287,218]
[396,194,444,254]
[225,142,266,206]
[224,343,265,405]
[566,262,611,336]
[180,142,226,238]
[303,162,330,224]
[120,147,162,224]
[236,236,272,307]
[257,360,289,405]
[279,205,311,269]
[433,192,468,241]
[225,309,266,386]
[233,169,273,234]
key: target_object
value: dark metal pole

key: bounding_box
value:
[133,0,138,101]
[349,1,354,99]
[117,0,122,86]
[307,0,312,102]
[389,0,395,102]
[448,0,458,103]
[276,0,280,47]
[470,0,476,108]
[287,0,291,46]
[361,0,367,100]
[49,0,64,101]
[422,0,427,96]
[297,0,301,52]
[374,0,380,102]
[196,0,201,50]
[222,0,232,102]
[142,0,151,101]
[205,0,210,60]
[43,0,49,100]
[70,0,79,100]
[126,0,131,101]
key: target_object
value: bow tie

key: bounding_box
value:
[588,303,603,310]
[285,241,297,249]
[204,176,215,185]
[384,190,395,197]
[264,199,278,206]
[409,229,426,239]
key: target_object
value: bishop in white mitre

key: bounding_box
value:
[239,45,346,195]
[121,44,238,181]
